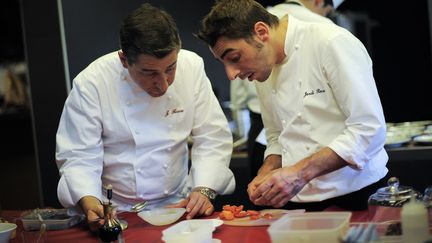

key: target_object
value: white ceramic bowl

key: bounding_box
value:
[137,208,186,226]
[0,223,17,243]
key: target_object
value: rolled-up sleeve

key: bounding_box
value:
[324,34,387,169]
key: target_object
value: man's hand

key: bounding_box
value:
[79,196,104,233]
[249,166,307,208]
[248,147,347,208]
[247,154,282,202]
[166,191,214,219]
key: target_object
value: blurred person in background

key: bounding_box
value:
[230,77,266,178]
[56,3,235,232]
[267,0,335,22]
[198,0,388,211]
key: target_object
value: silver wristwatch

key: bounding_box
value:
[193,187,217,201]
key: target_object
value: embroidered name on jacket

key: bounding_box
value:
[303,88,326,98]
[165,108,185,117]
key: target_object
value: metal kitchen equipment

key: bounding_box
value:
[367,177,422,222]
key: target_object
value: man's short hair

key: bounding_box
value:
[119,3,181,64]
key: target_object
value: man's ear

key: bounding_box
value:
[118,51,128,68]
[254,21,270,42]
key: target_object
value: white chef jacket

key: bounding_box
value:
[56,50,235,211]
[255,16,388,202]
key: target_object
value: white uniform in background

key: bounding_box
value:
[267,0,334,23]
[56,50,235,211]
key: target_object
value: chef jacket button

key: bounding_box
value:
[163,164,168,168]
[282,148,287,153]
[282,120,286,124]
[306,146,310,150]
[126,101,131,106]
[294,44,300,50]
[164,190,169,195]
[167,147,172,151]
[168,95,172,99]
[297,112,301,117]
[272,89,276,94]
[135,130,140,135]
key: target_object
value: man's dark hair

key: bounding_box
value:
[196,0,279,47]
[119,3,181,64]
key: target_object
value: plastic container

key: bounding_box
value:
[268,211,351,243]
[20,208,82,231]
[161,220,215,243]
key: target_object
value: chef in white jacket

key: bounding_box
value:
[198,0,388,211]
[56,3,235,231]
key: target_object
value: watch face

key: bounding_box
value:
[198,188,216,200]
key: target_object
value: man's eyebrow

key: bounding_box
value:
[141,61,177,72]
[167,61,177,68]
[220,48,234,60]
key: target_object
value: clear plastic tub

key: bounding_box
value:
[161,220,215,243]
[268,211,351,243]
[20,208,83,231]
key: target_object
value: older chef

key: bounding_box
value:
[198,0,388,211]
[56,3,235,231]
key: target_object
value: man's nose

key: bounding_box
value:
[154,74,169,91]
[225,65,240,81]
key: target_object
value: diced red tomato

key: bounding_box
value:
[262,213,273,219]
[219,210,234,220]
[246,210,260,216]
[233,211,248,218]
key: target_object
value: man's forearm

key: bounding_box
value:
[258,154,282,175]
[293,147,347,183]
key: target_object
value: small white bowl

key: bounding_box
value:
[0,223,17,243]
[138,208,186,226]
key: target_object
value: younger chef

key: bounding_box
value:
[197,0,388,211]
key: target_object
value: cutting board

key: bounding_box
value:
[222,209,305,226]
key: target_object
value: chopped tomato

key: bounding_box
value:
[219,210,234,220]
[233,211,248,218]
[262,213,273,219]
[246,210,260,216]
[222,205,233,211]
[249,214,261,220]
[234,205,244,213]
